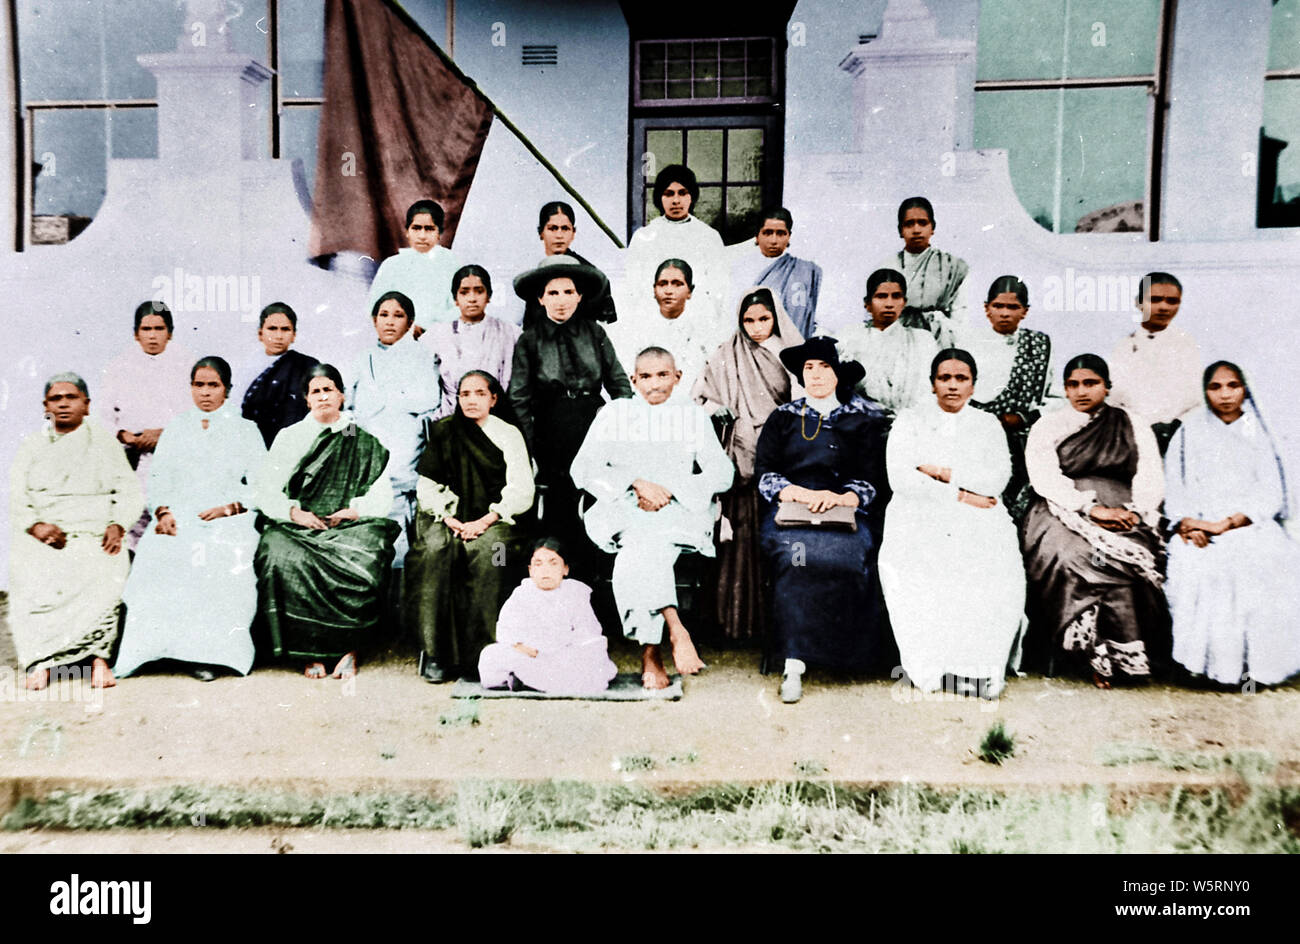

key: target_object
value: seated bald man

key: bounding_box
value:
[570,346,735,689]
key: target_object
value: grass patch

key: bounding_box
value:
[1097,743,1275,774]
[616,753,655,772]
[438,700,481,728]
[6,781,1298,853]
[978,722,1015,766]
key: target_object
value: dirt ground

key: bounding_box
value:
[3,643,1296,798]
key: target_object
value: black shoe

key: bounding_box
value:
[192,666,217,682]
[417,651,445,684]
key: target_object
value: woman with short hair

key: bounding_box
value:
[254,364,401,680]
[1022,354,1168,687]
[1165,361,1300,686]
[754,337,889,702]
[116,356,267,680]
[879,348,1026,698]
[10,373,143,691]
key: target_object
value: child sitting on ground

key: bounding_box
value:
[478,538,618,694]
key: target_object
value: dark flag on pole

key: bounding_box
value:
[308,0,494,261]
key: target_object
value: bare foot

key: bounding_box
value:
[332,652,357,680]
[90,657,116,689]
[641,645,670,690]
[1092,671,1111,690]
[664,609,705,675]
[304,662,327,679]
[25,668,49,691]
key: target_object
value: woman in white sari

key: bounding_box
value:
[1165,361,1300,686]
[879,348,1026,698]
[115,357,267,680]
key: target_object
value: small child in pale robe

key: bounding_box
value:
[478,538,617,693]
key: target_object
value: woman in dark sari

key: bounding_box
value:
[1022,354,1168,687]
[253,364,401,680]
[404,370,535,683]
[692,287,801,642]
[754,337,889,703]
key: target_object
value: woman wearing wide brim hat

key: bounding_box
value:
[513,255,610,317]
[778,335,867,398]
[756,335,890,704]
[506,256,632,579]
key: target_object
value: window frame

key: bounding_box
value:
[972,0,1174,240]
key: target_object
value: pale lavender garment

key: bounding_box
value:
[478,578,616,693]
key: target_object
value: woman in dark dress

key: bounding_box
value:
[754,337,889,703]
[507,258,632,573]
[1021,354,1168,687]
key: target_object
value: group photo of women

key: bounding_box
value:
[9,179,1299,704]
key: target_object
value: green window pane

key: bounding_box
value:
[667,80,693,99]
[640,81,664,101]
[1269,0,1300,70]
[721,58,746,79]
[721,40,744,58]
[693,40,716,58]
[641,43,666,68]
[686,129,724,182]
[974,86,1148,233]
[727,128,764,181]
[667,59,692,80]
[747,74,772,98]
[720,79,746,98]
[1262,81,1300,225]
[694,78,719,98]
[696,59,718,81]
[977,0,1159,81]
[667,42,691,61]
[694,186,723,230]
[646,130,683,174]
[726,185,763,233]
[645,190,659,224]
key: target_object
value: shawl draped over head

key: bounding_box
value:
[693,286,803,481]
[287,422,392,515]
[418,410,508,521]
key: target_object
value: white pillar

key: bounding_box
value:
[838,0,976,173]
[1161,0,1273,241]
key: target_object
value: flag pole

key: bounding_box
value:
[389,0,626,249]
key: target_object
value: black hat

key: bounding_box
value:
[779,336,866,391]
[513,256,609,304]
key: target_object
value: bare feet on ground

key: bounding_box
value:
[90,657,115,689]
[332,652,357,680]
[304,662,327,679]
[25,668,49,691]
[641,645,670,690]
[664,607,705,675]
